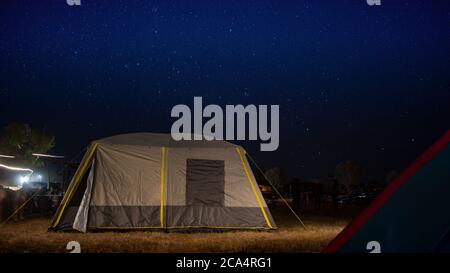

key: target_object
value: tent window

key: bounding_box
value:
[186,159,225,206]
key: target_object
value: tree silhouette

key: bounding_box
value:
[334,160,362,191]
[386,170,399,184]
[0,123,55,168]
[264,167,285,191]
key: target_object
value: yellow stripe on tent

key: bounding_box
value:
[160,146,166,228]
[235,147,273,229]
[52,143,98,228]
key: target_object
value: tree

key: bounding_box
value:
[334,160,362,191]
[386,170,399,184]
[0,123,55,168]
[264,167,285,191]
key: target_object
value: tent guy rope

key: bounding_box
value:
[245,151,307,229]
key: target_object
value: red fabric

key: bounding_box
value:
[324,130,450,253]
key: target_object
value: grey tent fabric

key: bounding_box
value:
[73,160,95,232]
[49,133,276,231]
[97,133,237,148]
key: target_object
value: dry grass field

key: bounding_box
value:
[0,207,349,253]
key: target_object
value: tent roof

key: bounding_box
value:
[95,133,239,148]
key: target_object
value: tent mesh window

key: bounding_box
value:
[186,159,225,206]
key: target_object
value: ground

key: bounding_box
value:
[0,207,349,253]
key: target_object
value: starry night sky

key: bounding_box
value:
[1,0,449,182]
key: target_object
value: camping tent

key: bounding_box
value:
[324,130,450,253]
[49,133,276,232]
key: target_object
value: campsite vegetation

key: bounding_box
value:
[0,208,347,253]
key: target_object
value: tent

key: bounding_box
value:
[49,133,276,232]
[325,130,450,253]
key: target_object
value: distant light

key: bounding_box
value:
[0,163,33,174]
[4,186,21,191]
[32,153,65,159]
[19,175,30,184]
[37,174,43,181]
[0,154,15,158]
